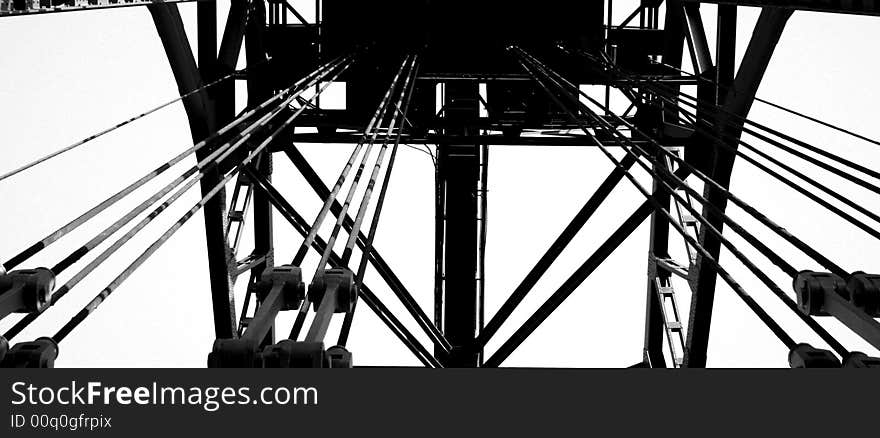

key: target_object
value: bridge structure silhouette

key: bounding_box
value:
[1,0,879,368]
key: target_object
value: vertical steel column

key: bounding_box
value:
[216,0,249,125]
[715,5,737,105]
[684,8,790,368]
[245,0,275,346]
[150,3,237,339]
[436,82,481,367]
[642,0,689,367]
[642,152,673,368]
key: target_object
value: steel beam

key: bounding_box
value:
[643,155,673,368]
[682,3,714,75]
[216,0,249,124]
[274,132,655,147]
[477,154,637,348]
[437,82,481,367]
[244,0,276,344]
[683,8,791,368]
[661,0,687,124]
[0,0,203,17]
[642,0,696,367]
[485,166,692,368]
[149,3,236,339]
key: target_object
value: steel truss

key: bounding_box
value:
[1,1,880,369]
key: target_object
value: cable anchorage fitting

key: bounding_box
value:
[308,268,358,314]
[0,337,58,368]
[788,343,840,368]
[256,265,306,311]
[207,265,305,368]
[794,270,880,317]
[0,267,54,320]
[260,342,353,368]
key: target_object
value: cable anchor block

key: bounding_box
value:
[261,341,328,368]
[260,342,353,368]
[256,265,306,311]
[208,266,306,368]
[793,271,845,316]
[308,268,358,314]
[0,337,58,368]
[0,267,54,319]
[843,352,880,368]
[844,272,880,317]
[326,345,353,368]
[788,343,841,368]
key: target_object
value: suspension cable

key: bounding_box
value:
[0,59,270,184]
[640,78,880,245]
[623,73,880,234]
[338,55,420,347]
[291,58,412,267]
[588,50,880,186]
[572,48,880,234]
[240,164,440,367]
[312,58,410,271]
[654,59,880,150]
[555,47,849,277]
[339,58,415,265]
[50,73,317,277]
[288,57,412,341]
[3,58,352,341]
[50,66,348,344]
[519,50,848,357]
[1,54,348,272]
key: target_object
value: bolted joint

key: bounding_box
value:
[208,339,262,368]
[0,337,59,368]
[261,340,327,368]
[788,343,841,368]
[793,270,845,316]
[326,345,353,368]
[842,352,880,368]
[844,272,880,317]
[0,267,55,317]
[256,265,305,311]
[308,268,358,314]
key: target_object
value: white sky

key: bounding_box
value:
[1,1,880,368]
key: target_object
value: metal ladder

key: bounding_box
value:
[654,148,698,367]
[225,171,255,274]
[224,171,259,336]
[665,150,700,265]
[654,276,686,367]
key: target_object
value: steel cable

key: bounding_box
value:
[654,59,880,151]
[556,47,849,277]
[288,57,412,340]
[584,50,880,186]
[338,55,420,347]
[4,57,352,341]
[567,48,880,238]
[1,54,348,272]
[50,64,349,343]
[0,58,270,183]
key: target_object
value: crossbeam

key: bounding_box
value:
[0,0,205,17]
